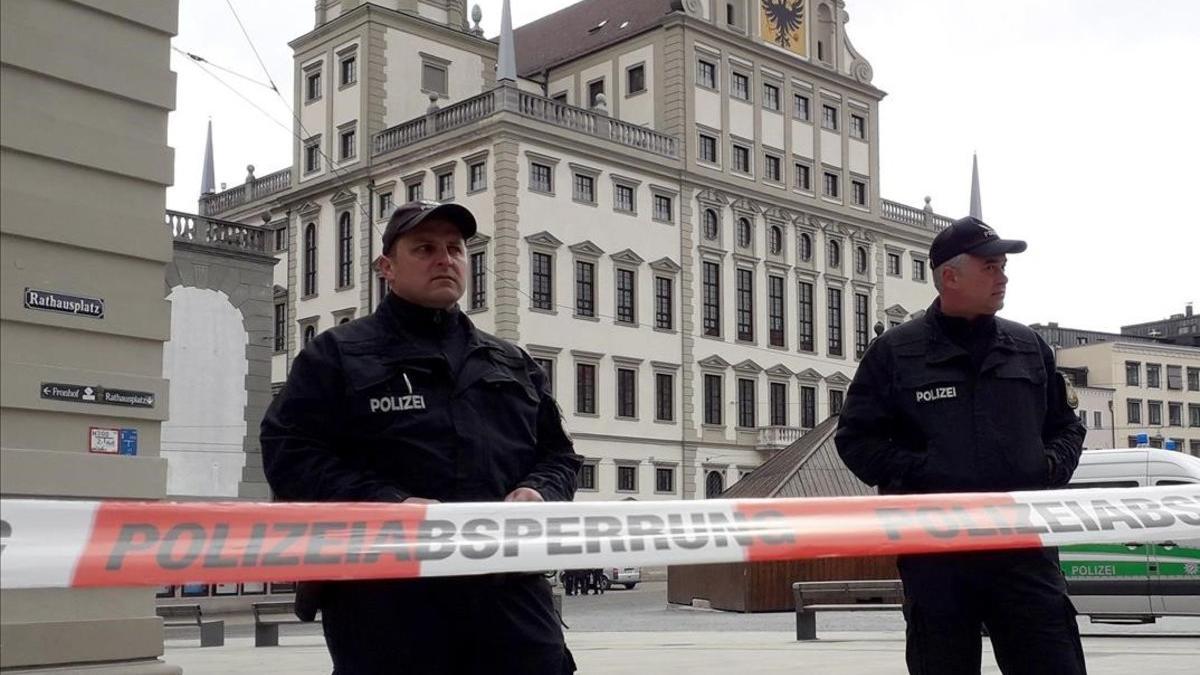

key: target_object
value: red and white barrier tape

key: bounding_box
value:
[2,485,1198,589]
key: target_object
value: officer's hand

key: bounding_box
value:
[504,487,544,502]
[402,497,440,504]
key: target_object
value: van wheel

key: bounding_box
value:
[623,583,637,590]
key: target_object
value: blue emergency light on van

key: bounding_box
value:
[1136,432,1149,447]
[1165,439,1178,451]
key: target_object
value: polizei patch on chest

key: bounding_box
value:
[915,386,957,403]
[369,395,427,413]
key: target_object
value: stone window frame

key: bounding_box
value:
[578,458,599,492]
[298,315,320,347]
[332,307,356,326]
[700,364,728,428]
[850,173,870,209]
[568,240,604,322]
[734,212,755,252]
[1127,398,1142,424]
[700,204,722,244]
[653,462,678,494]
[734,264,756,344]
[797,369,821,428]
[303,135,322,175]
[697,124,722,167]
[570,162,601,206]
[700,254,724,340]
[463,149,489,194]
[526,343,561,396]
[272,295,287,354]
[615,461,639,494]
[730,69,752,102]
[337,120,358,162]
[432,160,456,202]
[763,149,784,186]
[299,203,321,298]
[625,61,647,97]
[735,373,758,430]
[766,222,786,259]
[1146,363,1162,389]
[613,356,643,421]
[796,270,818,354]
[792,156,814,194]
[611,248,644,327]
[849,110,868,140]
[466,232,491,313]
[571,349,604,418]
[724,0,749,33]
[827,282,845,359]
[374,180,396,221]
[762,79,782,112]
[821,102,840,131]
[526,151,559,196]
[822,167,841,201]
[526,232,562,314]
[792,88,812,121]
[695,48,720,91]
[611,174,641,216]
[420,52,450,99]
[1148,400,1163,426]
[651,360,680,423]
[337,43,359,90]
[332,195,356,291]
[402,170,426,203]
[911,254,928,283]
[650,184,677,224]
[885,245,904,277]
[650,257,681,334]
[730,136,754,177]
[796,226,816,267]
[587,77,606,108]
[303,59,323,104]
[766,264,788,349]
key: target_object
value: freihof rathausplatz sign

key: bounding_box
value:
[23,288,105,319]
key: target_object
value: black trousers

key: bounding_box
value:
[319,575,573,675]
[898,548,1086,675]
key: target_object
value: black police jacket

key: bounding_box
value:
[261,294,582,504]
[835,301,1085,494]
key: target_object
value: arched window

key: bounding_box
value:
[705,470,725,498]
[769,225,783,255]
[303,223,317,296]
[828,239,841,268]
[798,232,812,261]
[303,324,316,344]
[703,208,719,240]
[337,212,353,288]
[736,217,752,248]
[855,246,868,274]
[339,317,351,325]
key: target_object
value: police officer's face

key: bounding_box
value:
[945,254,1008,316]
[377,218,467,309]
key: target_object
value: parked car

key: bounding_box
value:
[1061,448,1200,623]
[603,567,641,590]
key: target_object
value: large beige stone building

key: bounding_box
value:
[205,0,952,501]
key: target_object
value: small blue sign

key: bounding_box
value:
[119,428,138,456]
[1136,433,1149,447]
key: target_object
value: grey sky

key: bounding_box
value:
[166,0,1199,332]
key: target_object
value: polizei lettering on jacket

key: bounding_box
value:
[369,395,426,412]
[915,386,957,403]
[101,510,794,572]
[875,494,1200,541]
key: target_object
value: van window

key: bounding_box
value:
[1155,479,1196,486]
[1066,480,1140,489]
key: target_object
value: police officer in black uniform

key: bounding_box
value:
[835,216,1087,675]
[262,200,582,675]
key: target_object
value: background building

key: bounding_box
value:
[200,0,951,500]
[1122,303,1200,347]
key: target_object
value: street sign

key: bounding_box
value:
[23,288,104,319]
[118,429,138,456]
[40,384,153,408]
[89,428,120,454]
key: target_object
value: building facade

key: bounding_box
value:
[204,0,950,500]
[1056,341,1200,456]
[1121,303,1200,347]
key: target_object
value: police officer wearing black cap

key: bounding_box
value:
[262,200,582,674]
[835,216,1087,674]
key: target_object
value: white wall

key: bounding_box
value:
[617,45,654,127]
[384,29,485,127]
[162,286,248,496]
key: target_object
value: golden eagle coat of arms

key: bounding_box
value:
[760,0,808,57]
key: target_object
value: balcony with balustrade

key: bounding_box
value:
[756,426,808,452]
[166,210,272,258]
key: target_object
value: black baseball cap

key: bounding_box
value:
[929,216,1027,269]
[381,200,477,254]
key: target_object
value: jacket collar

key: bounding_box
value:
[922,299,1019,368]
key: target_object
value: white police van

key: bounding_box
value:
[1062,448,1200,622]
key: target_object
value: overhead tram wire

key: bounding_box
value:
[224,0,280,93]
[171,47,275,90]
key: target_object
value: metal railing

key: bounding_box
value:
[167,210,270,255]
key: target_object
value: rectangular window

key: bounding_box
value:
[378,191,393,216]
[1126,361,1141,386]
[573,173,595,203]
[733,144,750,173]
[800,385,816,428]
[579,463,596,490]
[768,275,785,347]
[1080,410,1088,428]
[822,104,838,130]
[702,261,721,337]
[470,251,487,310]
[697,59,717,88]
[407,182,423,202]
[574,261,595,317]
[304,141,320,174]
[1167,365,1183,390]
[793,93,810,120]
[615,184,635,212]
[469,161,487,192]
[913,259,927,282]
[798,280,814,352]
[1148,401,1162,426]
[699,134,718,163]
[765,154,782,182]
[1094,411,1102,429]
[340,128,356,160]
[769,381,787,426]
[794,163,811,190]
[852,180,867,206]
[305,70,321,102]
[655,372,674,422]
[530,163,553,194]
[337,215,353,287]
[340,55,356,86]
[823,172,839,198]
[627,64,646,94]
[1188,367,1199,391]
[827,287,843,356]
[655,276,673,330]
[736,268,754,342]
[436,171,454,201]
[533,358,554,395]
[576,363,596,414]
[421,61,448,97]
[854,293,869,359]
[273,303,286,352]
[829,390,845,416]
[1127,399,1142,424]
[655,467,674,493]
[588,79,605,107]
[732,71,750,100]
[887,252,901,276]
[653,194,673,222]
[531,252,553,310]
[1168,402,1182,427]
[763,83,780,110]
[737,378,756,428]
[617,368,637,418]
[1147,364,1161,388]
[850,113,866,139]
[703,374,722,425]
[616,268,636,324]
[1188,404,1200,428]
[617,465,637,492]
[551,92,568,104]
[274,226,287,253]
